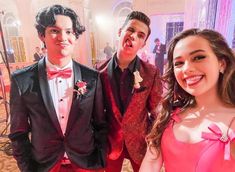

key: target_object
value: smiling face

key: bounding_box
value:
[173,35,226,98]
[117,19,148,61]
[39,15,77,63]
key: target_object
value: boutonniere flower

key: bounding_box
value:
[133,70,143,89]
[74,80,87,96]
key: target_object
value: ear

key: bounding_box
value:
[118,28,122,37]
[219,59,226,74]
[38,33,45,42]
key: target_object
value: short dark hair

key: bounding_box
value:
[122,11,151,41]
[154,38,160,42]
[35,4,85,39]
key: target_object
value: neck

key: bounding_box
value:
[194,90,224,110]
[117,60,129,70]
[48,56,71,68]
[117,51,135,70]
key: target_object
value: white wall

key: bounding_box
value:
[227,0,235,47]
[149,14,184,50]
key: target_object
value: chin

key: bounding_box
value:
[60,52,72,57]
[187,90,205,98]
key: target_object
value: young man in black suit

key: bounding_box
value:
[153,38,166,75]
[9,4,107,172]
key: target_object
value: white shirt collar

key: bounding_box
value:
[45,57,73,71]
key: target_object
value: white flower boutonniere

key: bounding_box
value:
[74,80,87,96]
[133,70,143,89]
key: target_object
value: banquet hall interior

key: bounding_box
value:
[0,0,235,171]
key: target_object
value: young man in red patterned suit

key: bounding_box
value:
[98,11,163,172]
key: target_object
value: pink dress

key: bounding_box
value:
[161,110,235,172]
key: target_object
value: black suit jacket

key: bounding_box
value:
[9,59,108,172]
[152,44,166,57]
[153,44,166,75]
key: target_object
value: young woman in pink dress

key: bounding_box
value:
[139,28,235,172]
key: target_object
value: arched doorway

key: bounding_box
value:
[2,12,26,62]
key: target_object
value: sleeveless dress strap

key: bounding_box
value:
[228,117,235,132]
[201,117,235,160]
[171,108,181,123]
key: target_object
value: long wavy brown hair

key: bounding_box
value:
[146,28,235,153]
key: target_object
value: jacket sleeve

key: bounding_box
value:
[147,69,163,121]
[8,75,35,172]
[152,45,157,53]
[92,73,108,166]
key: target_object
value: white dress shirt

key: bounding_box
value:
[46,57,74,135]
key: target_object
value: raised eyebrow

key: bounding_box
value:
[189,49,205,55]
[127,26,134,31]
[173,56,183,61]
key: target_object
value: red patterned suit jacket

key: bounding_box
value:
[98,56,163,165]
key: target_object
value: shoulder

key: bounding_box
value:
[139,58,160,77]
[11,63,38,79]
[73,60,99,78]
[170,108,182,122]
[230,116,235,131]
[140,59,156,70]
[96,59,111,72]
[11,63,38,88]
[218,107,235,131]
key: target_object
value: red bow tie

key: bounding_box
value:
[47,68,72,79]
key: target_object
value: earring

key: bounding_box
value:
[219,69,224,74]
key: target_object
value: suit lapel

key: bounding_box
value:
[124,60,148,118]
[125,57,141,109]
[107,58,122,112]
[104,60,122,122]
[65,61,82,133]
[38,59,63,136]
[105,57,144,121]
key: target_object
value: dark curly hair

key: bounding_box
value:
[146,28,235,153]
[35,4,85,39]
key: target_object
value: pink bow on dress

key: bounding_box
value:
[202,123,235,160]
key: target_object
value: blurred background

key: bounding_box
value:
[0,0,235,171]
